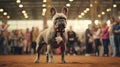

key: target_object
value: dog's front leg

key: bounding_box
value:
[60,42,66,63]
[46,45,53,63]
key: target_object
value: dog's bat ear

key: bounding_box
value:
[61,7,68,16]
[50,7,56,17]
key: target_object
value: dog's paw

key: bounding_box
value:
[48,61,53,64]
[62,60,66,64]
[62,61,66,64]
[35,61,39,63]
[34,59,39,63]
[47,60,53,64]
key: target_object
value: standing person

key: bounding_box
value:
[31,27,39,54]
[93,23,102,56]
[101,22,109,56]
[24,28,31,54]
[0,21,9,54]
[17,30,24,54]
[85,24,94,56]
[108,17,116,57]
[67,26,77,55]
[79,35,86,55]
[13,30,19,54]
[31,27,35,54]
[9,30,15,54]
[113,18,120,56]
[3,29,9,54]
[0,31,4,54]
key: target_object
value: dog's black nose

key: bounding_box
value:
[58,22,65,29]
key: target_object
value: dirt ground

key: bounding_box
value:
[0,55,120,67]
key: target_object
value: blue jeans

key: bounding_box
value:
[31,42,36,54]
[109,35,116,56]
[3,41,9,54]
[114,35,120,56]
[10,40,15,54]
[102,39,109,56]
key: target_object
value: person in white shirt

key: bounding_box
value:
[108,17,116,57]
[93,23,102,56]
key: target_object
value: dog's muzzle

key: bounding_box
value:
[54,17,67,32]
[55,22,66,32]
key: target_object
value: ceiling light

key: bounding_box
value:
[42,13,45,16]
[81,13,85,16]
[69,0,74,2]
[43,8,46,13]
[7,15,10,19]
[84,10,87,13]
[19,4,23,8]
[42,8,47,16]
[42,4,46,7]
[113,4,117,8]
[25,15,28,19]
[102,12,105,15]
[43,0,47,3]
[16,0,21,3]
[86,8,90,11]
[0,9,4,12]
[95,1,97,4]
[66,3,71,7]
[90,4,93,7]
[24,13,28,16]
[24,13,28,19]
[22,10,26,14]
[118,16,120,19]
[3,12,7,15]
[106,8,111,12]
[106,9,109,12]
[98,14,101,18]
[78,15,82,18]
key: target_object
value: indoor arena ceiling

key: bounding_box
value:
[0,0,120,20]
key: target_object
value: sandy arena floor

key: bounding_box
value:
[0,55,120,67]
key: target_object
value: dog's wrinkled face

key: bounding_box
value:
[54,16,67,32]
[50,7,68,32]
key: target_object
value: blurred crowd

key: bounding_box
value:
[83,17,120,57]
[0,17,120,57]
[0,22,39,55]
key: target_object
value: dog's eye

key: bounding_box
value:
[54,20,58,24]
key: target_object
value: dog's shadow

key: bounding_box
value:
[57,62,93,64]
[32,62,93,65]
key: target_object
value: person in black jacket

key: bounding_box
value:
[0,31,4,54]
[67,26,77,55]
[112,18,120,56]
[85,24,93,56]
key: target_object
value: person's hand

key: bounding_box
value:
[69,38,74,41]
[117,30,120,33]
[115,30,119,33]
